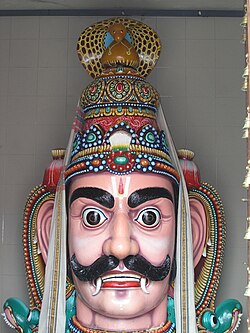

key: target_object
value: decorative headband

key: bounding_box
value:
[65,121,179,184]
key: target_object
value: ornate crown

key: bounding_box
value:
[65,18,179,185]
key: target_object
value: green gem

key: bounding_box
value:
[106,107,111,113]
[114,156,129,165]
[87,133,96,143]
[146,132,155,143]
[117,106,122,112]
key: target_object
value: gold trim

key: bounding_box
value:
[84,106,156,120]
[189,183,225,313]
[71,144,171,163]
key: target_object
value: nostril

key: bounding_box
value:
[103,234,139,259]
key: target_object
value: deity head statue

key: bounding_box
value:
[2,18,242,333]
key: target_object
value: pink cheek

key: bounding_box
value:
[133,225,175,264]
[69,219,107,265]
[140,238,173,261]
[70,236,101,266]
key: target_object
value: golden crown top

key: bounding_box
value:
[77,17,161,79]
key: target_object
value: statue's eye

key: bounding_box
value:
[135,208,161,228]
[210,315,218,329]
[201,310,219,331]
[82,208,107,228]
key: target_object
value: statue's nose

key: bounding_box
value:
[103,212,139,260]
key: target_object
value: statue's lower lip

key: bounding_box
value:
[102,281,141,288]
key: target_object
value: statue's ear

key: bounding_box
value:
[177,149,206,267]
[36,149,65,264]
[37,200,54,264]
[190,198,207,268]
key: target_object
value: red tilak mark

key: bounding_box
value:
[118,177,124,195]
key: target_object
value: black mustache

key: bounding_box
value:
[70,255,119,282]
[124,255,171,281]
[70,254,171,282]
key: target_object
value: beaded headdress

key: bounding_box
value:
[39,18,197,333]
[64,17,179,185]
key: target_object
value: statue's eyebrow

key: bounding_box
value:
[69,187,115,209]
[128,187,173,208]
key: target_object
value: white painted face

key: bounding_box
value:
[68,172,176,330]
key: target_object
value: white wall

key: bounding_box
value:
[0,15,246,332]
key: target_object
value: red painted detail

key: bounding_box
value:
[140,159,149,166]
[116,83,123,92]
[90,85,97,93]
[84,116,158,132]
[118,177,124,194]
[42,155,64,192]
[142,85,149,94]
[92,159,101,166]
[102,281,140,288]
[179,158,201,189]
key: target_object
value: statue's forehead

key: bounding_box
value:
[68,172,174,199]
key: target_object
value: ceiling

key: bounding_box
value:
[0,0,243,11]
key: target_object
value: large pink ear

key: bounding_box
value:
[36,149,65,264]
[190,198,207,268]
[37,200,54,264]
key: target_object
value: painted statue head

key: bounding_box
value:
[37,18,207,332]
[2,17,242,333]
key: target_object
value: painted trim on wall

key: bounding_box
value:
[0,9,243,17]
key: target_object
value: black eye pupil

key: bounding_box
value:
[87,211,100,225]
[212,317,217,325]
[142,211,156,225]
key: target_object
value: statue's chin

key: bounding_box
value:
[74,280,169,331]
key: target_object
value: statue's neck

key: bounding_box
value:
[74,293,169,332]
[69,316,175,333]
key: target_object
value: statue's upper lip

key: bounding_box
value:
[101,271,142,282]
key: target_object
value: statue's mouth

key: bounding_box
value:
[2,308,18,330]
[92,271,149,295]
[229,309,242,333]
